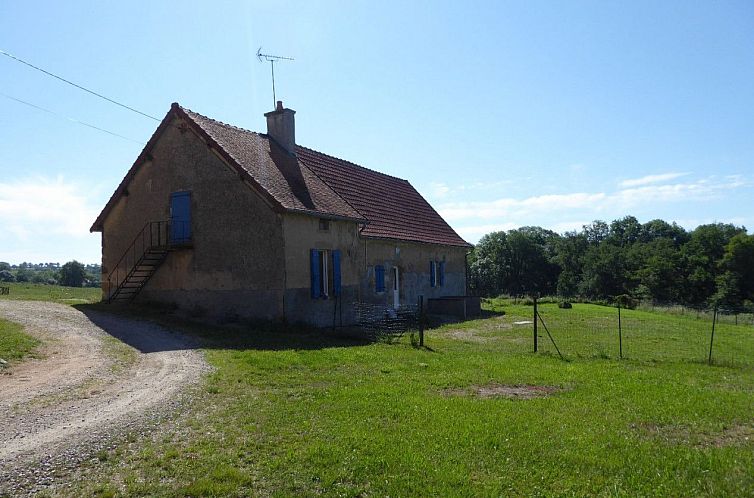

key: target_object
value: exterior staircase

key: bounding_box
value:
[107,221,172,303]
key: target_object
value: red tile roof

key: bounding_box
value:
[297,147,471,247]
[182,108,363,222]
[92,104,471,248]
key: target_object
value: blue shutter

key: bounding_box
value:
[170,191,191,244]
[439,261,445,287]
[430,260,436,287]
[375,265,385,292]
[332,250,341,296]
[310,249,321,299]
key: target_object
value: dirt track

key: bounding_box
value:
[0,300,209,494]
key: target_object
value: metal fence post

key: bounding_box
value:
[418,295,424,347]
[708,305,718,365]
[618,305,623,359]
[533,296,538,353]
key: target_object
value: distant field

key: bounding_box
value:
[0,318,39,364]
[0,282,100,304]
[60,301,753,497]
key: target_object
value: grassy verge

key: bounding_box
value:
[0,317,40,364]
[61,303,754,497]
[0,282,101,304]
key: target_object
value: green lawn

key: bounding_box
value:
[0,282,101,304]
[0,317,39,364]
[63,302,753,497]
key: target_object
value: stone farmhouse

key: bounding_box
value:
[91,102,475,326]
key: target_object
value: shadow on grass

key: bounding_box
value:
[74,303,372,354]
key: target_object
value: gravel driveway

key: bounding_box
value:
[0,300,209,494]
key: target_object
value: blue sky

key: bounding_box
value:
[1,1,752,264]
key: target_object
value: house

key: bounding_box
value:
[90,101,474,326]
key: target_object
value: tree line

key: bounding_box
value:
[0,261,101,288]
[468,216,754,309]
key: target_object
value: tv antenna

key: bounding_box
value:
[256,47,294,108]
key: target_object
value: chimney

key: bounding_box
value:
[264,100,296,154]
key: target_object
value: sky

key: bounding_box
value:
[1,1,752,264]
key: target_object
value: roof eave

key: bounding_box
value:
[361,233,473,248]
[284,207,367,224]
[89,104,182,233]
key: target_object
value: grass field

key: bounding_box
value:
[0,317,40,365]
[0,282,100,304]
[53,301,754,497]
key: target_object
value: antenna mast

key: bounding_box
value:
[256,47,294,108]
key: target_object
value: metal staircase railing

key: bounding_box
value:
[106,220,172,303]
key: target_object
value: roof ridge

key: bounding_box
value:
[179,105,262,137]
[297,145,410,183]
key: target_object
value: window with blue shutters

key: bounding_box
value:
[375,265,385,292]
[310,249,341,299]
[430,260,436,287]
[438,261,445,287]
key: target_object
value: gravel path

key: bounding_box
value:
[0,300,209,495]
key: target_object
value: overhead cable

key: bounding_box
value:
[0,48,161,121]
[1,91,143,144]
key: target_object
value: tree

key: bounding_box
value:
[553,231,588,298]
[15,268,32,283]
[630,238,683,303]
[469,231,510,297]
[681,223,746,306]
[579,243,628,299]
[59,260,86,287]
[608,215,642,247]
[0,262,10,272]
[719,233,754,304]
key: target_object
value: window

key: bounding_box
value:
[430,260,445,287]
[375,265,385,292]
[310,249,341,299]
[318,219,330,231]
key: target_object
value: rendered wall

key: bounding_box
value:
[100,117,286,319]
[361,239,468,308]
[281,213,362,327]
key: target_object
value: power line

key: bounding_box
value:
[0,91,143,144]
[0,48,161,122]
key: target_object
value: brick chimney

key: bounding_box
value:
[264,101,296,154]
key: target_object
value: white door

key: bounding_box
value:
[393,267,400,308]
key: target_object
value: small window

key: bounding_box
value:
[438,261,445,287]
[430,260,436,287]
[319,219,330,231]
[375,265,385,292]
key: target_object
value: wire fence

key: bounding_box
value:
[532,300,754,368]
[353,302,420,341]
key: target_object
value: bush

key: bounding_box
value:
[613,294,637,309]
[0,270,16,282]
[558,301,573,309]
[59,260,86,287]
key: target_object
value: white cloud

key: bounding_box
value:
[443,174,752,243]
[439,192,608,221]
[619,172,688,188]
[429,181,451,198]
[0,175,101,263]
